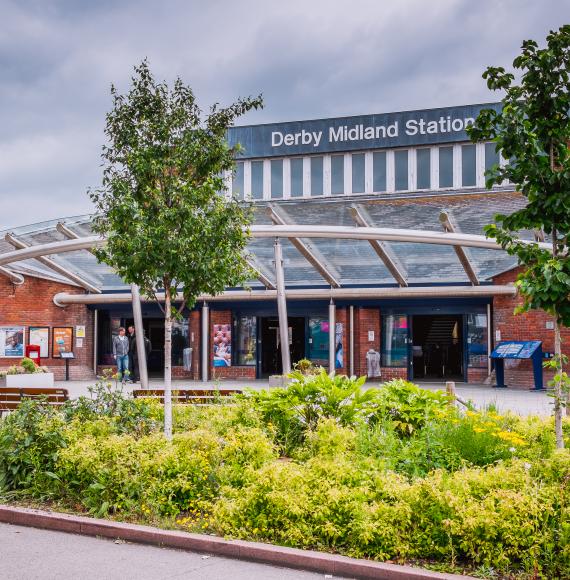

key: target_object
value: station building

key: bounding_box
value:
[0,103,566,388]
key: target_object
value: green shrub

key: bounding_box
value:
[62,374,156,436]
[0,400,67,497]
[375,379,450,436]
[1,372,568,576]
[247,370,379,454]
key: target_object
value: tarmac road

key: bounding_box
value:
[0,522,346,580]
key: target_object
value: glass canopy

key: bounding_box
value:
[0,191,525,292]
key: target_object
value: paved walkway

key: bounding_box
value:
[54,377,554,416]
[0,522,341,580]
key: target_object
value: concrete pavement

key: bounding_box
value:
[0,522,340,580]
[55,376,554,416]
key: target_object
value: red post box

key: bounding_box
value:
[25,344,41,364]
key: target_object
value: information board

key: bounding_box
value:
[491,341,542,359]
[490,341,544,390]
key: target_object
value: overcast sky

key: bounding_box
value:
[0,0,568,230]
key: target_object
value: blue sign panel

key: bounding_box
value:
[227,102,501,159]
[490,341,544,391]
[491,341,542,359]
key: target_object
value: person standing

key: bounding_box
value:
[127,325,139,382]
[113,327,130,382]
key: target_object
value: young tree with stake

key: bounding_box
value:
[468,25,570,448]
[91,61,262,439]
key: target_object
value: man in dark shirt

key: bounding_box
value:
[127,325,138,382]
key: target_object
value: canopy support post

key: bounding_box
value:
[274,238,291,376]
[130,284,149,389]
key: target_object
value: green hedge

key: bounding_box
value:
[0,374,569,577]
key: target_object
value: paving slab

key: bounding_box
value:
[55,377,553,416]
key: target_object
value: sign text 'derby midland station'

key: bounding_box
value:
[271,115,476,148]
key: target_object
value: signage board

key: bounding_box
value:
[491,341,542,359]
[227,103,501,159]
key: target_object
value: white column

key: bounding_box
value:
[344,153,351,195]
[243,161,252,201]
[329,299,336,375]
[453,144,462,189]
[283,158,291,199]
[431,146,439,190]
[476,142,485,188]
[323,155,332,196]
[263,159,271,201]
[386,150,395,192]
[408,148,416,192]
[364,152,373,194]
[201,302,209,382]
[130,284,149,389]
[274,238,291,375]
[303,157,311,198]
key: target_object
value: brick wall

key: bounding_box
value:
[492,267,570,389]
[0,276,94,380]
[354,307,383,379]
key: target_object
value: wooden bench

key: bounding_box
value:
[0,387,69,415]
[132,388,242,404]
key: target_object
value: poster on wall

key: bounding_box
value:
[335,322,343,369]
[29,327,50,358]
[0,326,25,358]
[212,324,231,367]
[52,327,73,358]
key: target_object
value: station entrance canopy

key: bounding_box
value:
[0,194,540,300]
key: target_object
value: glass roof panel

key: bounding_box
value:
[0,193,523,291]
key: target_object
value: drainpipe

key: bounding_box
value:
[329,299,336,375]
[201,302,209,382]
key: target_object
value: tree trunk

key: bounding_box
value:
[554,322,564,448]
[164,286,173,440]
[549,224,565,447]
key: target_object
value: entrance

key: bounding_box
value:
[411,315,464,381]
[260,317,306,377]
[125,317,165,377]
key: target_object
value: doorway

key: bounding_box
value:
[260,316,306,377]
[411,315,464,381]
[125,317,165,377]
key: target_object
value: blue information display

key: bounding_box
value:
[490,341,544,390]
[491,341,542,359]
[227,103,502,159]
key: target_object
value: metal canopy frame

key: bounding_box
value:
[267,205,342,288]
[350,204,408,287]
[0,265,24,285]
[4,232,101,294]
[439,211,479,286]
[0,221,548,301]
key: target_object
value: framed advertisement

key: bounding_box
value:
[0,326,25,358]
[212,324,231,367]
[52,327,73,358]
[29,326,50,358]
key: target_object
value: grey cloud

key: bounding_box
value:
[0,0,568,229]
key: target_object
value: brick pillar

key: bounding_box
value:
[356,307,381,378]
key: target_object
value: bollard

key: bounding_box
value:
[446,381,456,404]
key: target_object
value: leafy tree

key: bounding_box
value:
[91,61,262,438]
[468,25,570,448]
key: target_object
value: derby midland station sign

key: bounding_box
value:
[227,103,501,159]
